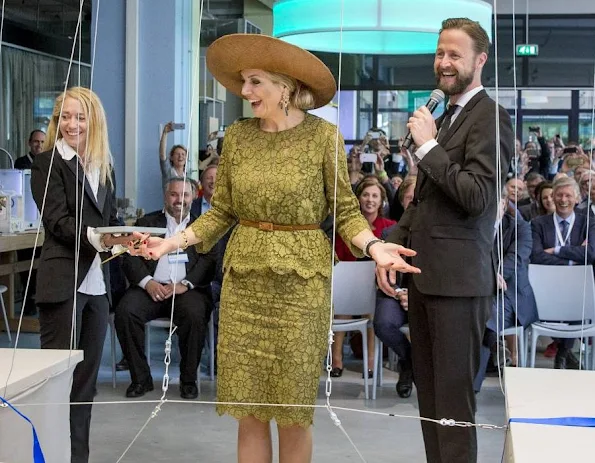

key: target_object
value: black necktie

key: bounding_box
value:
[437,104,457,144]
[560,219,569,245]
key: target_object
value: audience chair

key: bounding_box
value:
[528,264,595,370]
[331,261,377,400]
[0,285,10,343]
[145,314,216,380]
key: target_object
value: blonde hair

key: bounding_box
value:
[44,87,113,188]
[266,71,316,111]
[398,175,417,207]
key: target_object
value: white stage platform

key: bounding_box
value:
[0,348,83,463]
[505,367,595,462]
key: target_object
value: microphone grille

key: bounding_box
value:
[430,89,446,104]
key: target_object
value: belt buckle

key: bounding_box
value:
[258,221,274,231]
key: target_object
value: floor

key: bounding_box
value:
[2,325,520,463]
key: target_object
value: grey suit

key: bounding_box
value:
[386,90,513,463]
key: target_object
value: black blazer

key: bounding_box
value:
[122,211,217,293]
[387,90,514,297]
[530,213,595,265]
[31,149,119,304]
[496,212,538,327]
[15,154,33,170]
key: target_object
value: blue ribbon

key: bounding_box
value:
[510,417,595,428]
[0,395,46,463]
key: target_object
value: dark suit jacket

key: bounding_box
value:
[122,211,217,294]
[31,149,119,304]
[387,90,513,297]
[496,212,538,326]
[530,213,595,265]
[519,201,540,222]
[15,154,33,170]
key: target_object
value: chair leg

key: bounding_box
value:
[519,327,526,368]
[145,324,151,366]
[377,339,383,387]
[1,293,11,343]
[361,328,369,400]
[530,330,538,368]
[372,338,379,400]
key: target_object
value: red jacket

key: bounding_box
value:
[335,216,396,261]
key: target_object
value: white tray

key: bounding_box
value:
[95,226,167,235]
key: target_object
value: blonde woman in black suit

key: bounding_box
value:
[31,87,129,463]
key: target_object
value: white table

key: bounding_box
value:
[505,367,595,462]
[0,348,83,463]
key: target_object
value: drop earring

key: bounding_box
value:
[279,90,289,116]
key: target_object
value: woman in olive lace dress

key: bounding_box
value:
[131,34,419,463]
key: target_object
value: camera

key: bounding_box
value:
[528,126,540,132]
[171,123,186,130]
[563,146,578,155]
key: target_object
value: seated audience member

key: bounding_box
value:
[115,178,216,398]
[191,163,217,217]
[373,176,417,398]
[576,170,595,212]
[530,177,595,369]
[474,190,538,391]
[15,129,45,169]
[389,174,416,222]
[520,180,553,221]
[506,177,529,207]
[15,129,47,314]
[332,176,395,378]
[518,173,545,220]
[158,122,188,190]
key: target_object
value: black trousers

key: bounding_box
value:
[408,280,490,463]
[38,293,109,463]
[114,287,211,384]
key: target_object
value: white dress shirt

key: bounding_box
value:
[56,139,106,295]
[415,85,485,161]
[138,212,191,289]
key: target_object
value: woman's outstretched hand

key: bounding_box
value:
[127,232,175,260]
[369,242,420,297]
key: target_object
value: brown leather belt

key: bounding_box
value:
[239,219,320,232]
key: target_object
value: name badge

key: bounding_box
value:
[168,253,189,264]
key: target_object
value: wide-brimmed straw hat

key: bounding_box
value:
[206,34,336,109]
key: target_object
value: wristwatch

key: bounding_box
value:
[180,279,194,290]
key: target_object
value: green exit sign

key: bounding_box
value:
[516,44,539,56]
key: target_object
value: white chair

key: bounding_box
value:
[0,285,10,343]
[528,264,595,370]
[145,313,216,380]
[331,261,377,400]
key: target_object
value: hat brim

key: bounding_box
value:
[206,34,336,109]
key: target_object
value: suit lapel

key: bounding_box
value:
[96,182,107,213]
[64,157,102,214]
[439,90,487,147]
[415,90,488,199]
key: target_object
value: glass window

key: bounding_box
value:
[579,113,595,149]
[377,54,435,88]
[579,90,594,110]
[521,90,572,110]
[313,52,375,87]
[521,115,569,144]
[377,111,408,141]
[483,18,525,88]
[485,89,517,109]
[335,90,374,140]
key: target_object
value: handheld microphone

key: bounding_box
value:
[402,89,446,150]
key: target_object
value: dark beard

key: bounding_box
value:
[435,71,474,96]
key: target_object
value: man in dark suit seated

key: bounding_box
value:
[474,191,538,391]
[115,178,216,399]
[530,176,595,369]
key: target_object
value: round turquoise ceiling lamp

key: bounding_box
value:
[273,0,493,54]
